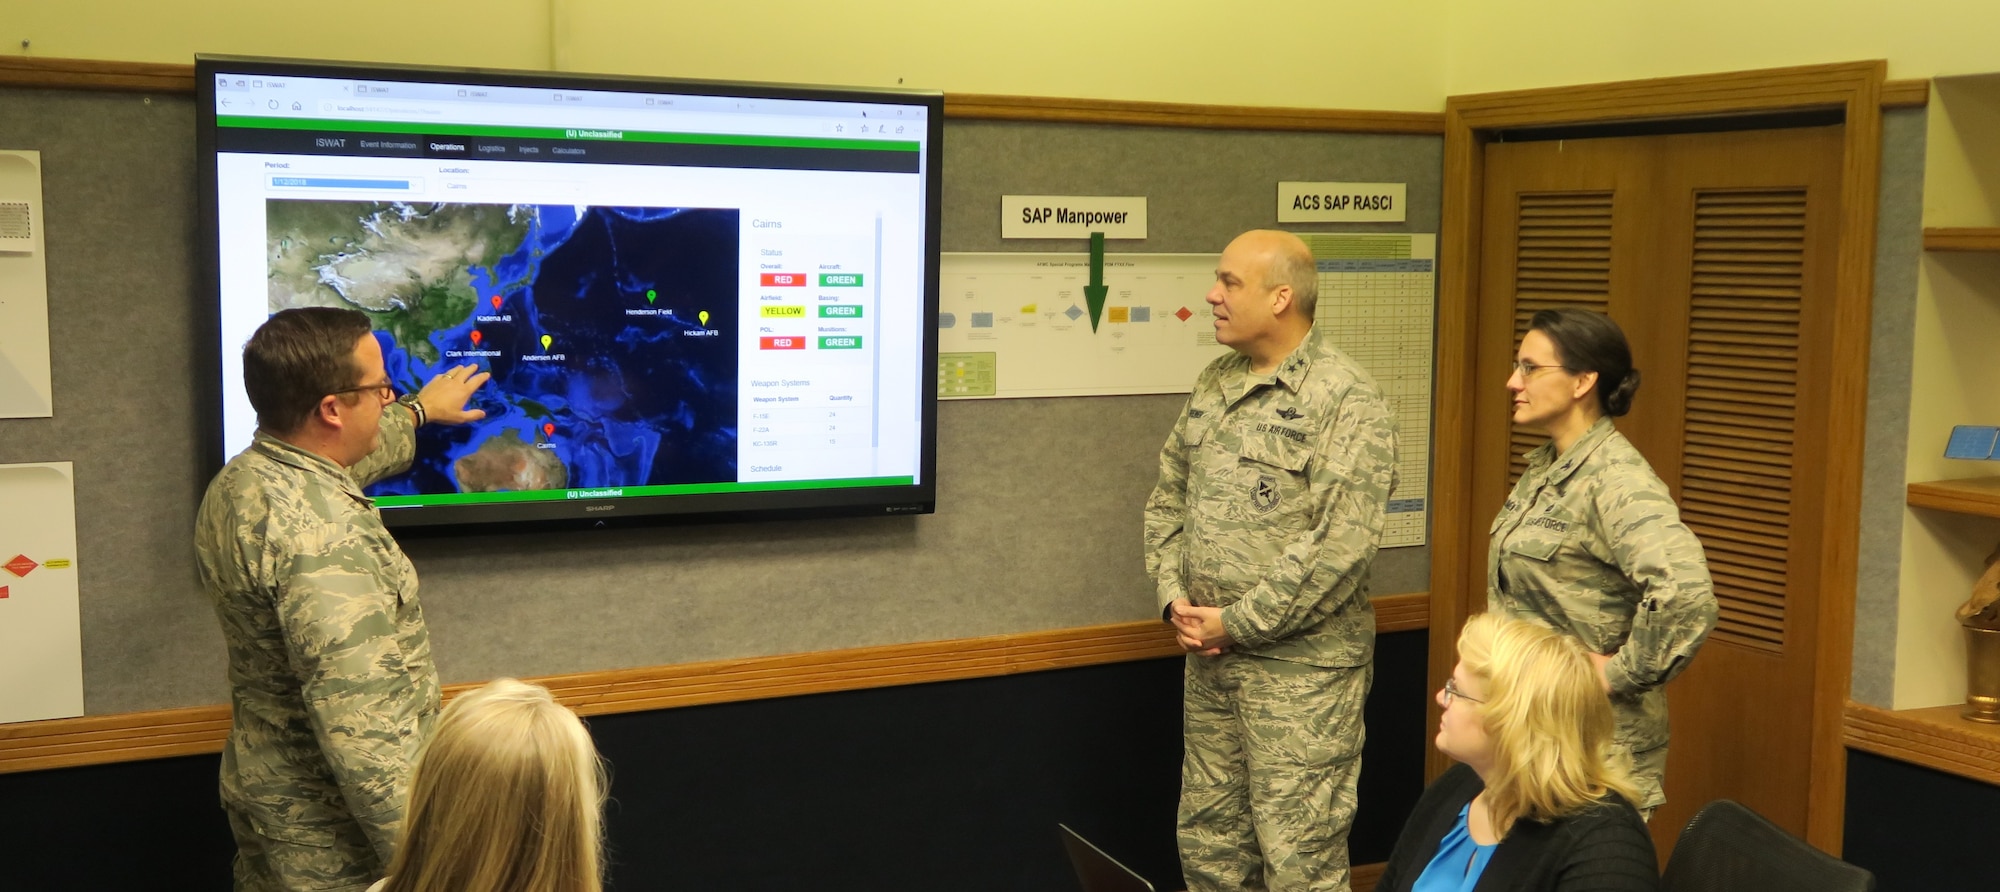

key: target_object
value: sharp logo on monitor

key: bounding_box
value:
[197,56,941,531]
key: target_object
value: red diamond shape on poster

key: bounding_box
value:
[1175,307,1193,322]
[4,555,37,577]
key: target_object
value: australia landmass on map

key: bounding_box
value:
[265,199,741,497]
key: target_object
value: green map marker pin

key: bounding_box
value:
[646,289,657,305]
[699,310,710,327]
[1084,231,1109,333]
[540,334,552,350]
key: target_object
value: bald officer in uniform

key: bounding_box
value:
[1144,230,1399,892]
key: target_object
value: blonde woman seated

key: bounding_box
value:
[369,678,606,892]
[1375,614,1659,892]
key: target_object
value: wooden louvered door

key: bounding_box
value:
[1472,124,1844,860]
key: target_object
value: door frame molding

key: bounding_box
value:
[1428,60,1885,853]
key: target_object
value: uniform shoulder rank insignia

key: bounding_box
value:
[1276,407,1303,420]
[1188,408,1206,418]
[1252,475,1281,513]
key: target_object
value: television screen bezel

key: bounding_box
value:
[194,54,942,532]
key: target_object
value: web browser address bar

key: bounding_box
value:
[318,100,445,118]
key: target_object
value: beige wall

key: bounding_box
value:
[4,1,1448,110]
[14,0,2000,109]
[1441,0,2000,95]
[1894,74,2000,708]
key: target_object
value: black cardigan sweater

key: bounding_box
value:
[1374,764,1661,892]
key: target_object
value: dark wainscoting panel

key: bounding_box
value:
[0,631,1429,892]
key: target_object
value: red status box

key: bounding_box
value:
[759,336,807,350]
[760,273,808,287]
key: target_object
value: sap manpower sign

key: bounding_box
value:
[1001,195,1147,239]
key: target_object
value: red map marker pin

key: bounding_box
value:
[491,295,502,310]
[544,423,556,437]
[469,330,483,346]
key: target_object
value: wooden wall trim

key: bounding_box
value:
[1431,64,1884,849]
[1844,701,2000,786]
[1881,78,1929,109]
[1806,61,1883,857]
[0,56,197,93]
[943,93,1444,133]
[1447,61,1890,129]
[0,592,1430,775]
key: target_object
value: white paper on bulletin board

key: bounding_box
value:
[937,234,1436,546]
[0,461,83,724]
[937,252,1225,399]
[0,149,53,418]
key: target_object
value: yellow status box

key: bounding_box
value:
[760,305,807,318]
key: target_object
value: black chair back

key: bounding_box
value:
[1661,799,1874,892]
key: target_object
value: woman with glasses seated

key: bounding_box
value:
[1489,307,1716,816]
[368,678,606,892]
[1375,613,1660,892]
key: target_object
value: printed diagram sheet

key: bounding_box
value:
[938,235,1435,547]
[938,252,1222,398]
[0,150,53,418]
[1297,233,1435,547]
[0,462,83,724]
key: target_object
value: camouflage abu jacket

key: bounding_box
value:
[1144,327,1399,668]
[1487,416,1717,754]
[195,405,439,865]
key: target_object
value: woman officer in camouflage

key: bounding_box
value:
[1487,307,1718,817]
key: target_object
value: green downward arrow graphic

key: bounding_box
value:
[1084,231,1109,333]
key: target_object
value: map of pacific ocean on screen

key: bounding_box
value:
[266,200,741,501]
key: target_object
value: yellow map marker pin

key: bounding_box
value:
[698,310,710,327]
[540,334,552,350]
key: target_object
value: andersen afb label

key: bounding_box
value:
[1001,195,1147,239]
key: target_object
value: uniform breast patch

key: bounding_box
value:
[1522,515,1571,534]
[1252,475,1281,513]
[1276,407,1303,420]
[1253,422,1308,444]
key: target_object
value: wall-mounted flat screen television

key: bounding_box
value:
[196,56,940,529]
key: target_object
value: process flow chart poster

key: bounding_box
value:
[0,462,83,723]
[936,235,1435,546]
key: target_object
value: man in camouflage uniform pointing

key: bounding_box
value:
[197,307,487,892]
[1145,230,1398,892]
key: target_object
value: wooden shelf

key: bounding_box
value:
[1845,701,2000,786]
[1908,477,2000,518]
[1924,227,2000,252]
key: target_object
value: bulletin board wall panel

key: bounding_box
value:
[0,86,1441,715]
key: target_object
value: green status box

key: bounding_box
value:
[818,336,864,349]
[819,304,864,318]
[819,273,864,287]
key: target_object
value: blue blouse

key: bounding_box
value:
[1411,803,1499,892]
